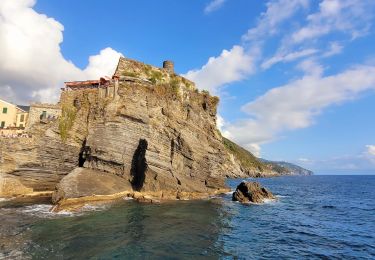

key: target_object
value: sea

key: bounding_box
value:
[0,175,374,259]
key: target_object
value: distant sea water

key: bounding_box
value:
[1,175,375,259]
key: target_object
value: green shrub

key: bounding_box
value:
[149,70,163,84]
[170,78,181,95]
[123,71,139,78]
[223,137,266,172]
[58,105,77,142]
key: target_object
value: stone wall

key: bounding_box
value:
[27,103,61,129]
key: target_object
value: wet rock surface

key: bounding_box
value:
[232,181,275,203]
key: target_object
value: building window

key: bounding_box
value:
[2,107,7,114]
[20,114,24,122]
[40,111,47,119]
[20,124,23,128]
[0,121,5,128]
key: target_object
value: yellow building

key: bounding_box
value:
[0,99,29,129]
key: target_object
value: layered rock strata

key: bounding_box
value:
[1,57,246,207]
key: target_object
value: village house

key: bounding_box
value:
[0,98,29,129]
[27,103,61,129]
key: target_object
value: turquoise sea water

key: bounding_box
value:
[1,175,375,259]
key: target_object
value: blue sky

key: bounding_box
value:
[1,0,375,174]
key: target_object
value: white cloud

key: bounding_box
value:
[242,0,309,42]
[223,65,375,149]
[291,0,374,44]
[83,48,122,80]
[322,42,343,58]
[204,0,226,14]
[216,114,225,132]
[261,48,318,69]
[183,46,255,93]
[246,143,261,157]
[296,59,324,77]
[263,0,373,70]
[295,145,375,172]
[185,0,309,94]
[0,0,122,104]
[366,145,375,157]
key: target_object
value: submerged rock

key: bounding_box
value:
[232,181,275,203]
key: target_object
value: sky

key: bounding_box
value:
[1,0,375,174]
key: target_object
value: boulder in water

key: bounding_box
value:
[232,181,275,203]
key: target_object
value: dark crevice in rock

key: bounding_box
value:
[119,114,146,124]
[78,139,91,167]
[131,139,148,191]
[170,139,175,165]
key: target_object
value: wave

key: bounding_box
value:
[275,195,289,198]
[18,203,109,218]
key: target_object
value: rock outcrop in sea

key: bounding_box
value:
[232,181,275,203]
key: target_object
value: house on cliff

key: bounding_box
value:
[61,58,196,97]
[27,103,61,129]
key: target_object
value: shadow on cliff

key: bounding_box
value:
[131,139,148,191]
[78,139,91,167]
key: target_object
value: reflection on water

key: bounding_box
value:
[1,176,375,259]
[1,198,231,259]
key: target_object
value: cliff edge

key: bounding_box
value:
[0,58,240,206]
[0,57,287,208]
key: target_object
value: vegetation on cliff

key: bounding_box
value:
[223,137,312,176]
[223,137,265,174]
[58,104,77,141]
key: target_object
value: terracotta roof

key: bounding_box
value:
[64,80,100,87]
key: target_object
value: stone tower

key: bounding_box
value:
[163,60,174,74]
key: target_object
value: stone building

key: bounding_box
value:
[27,103,61,129]
[60,57,196,109]
[0,98,29,129]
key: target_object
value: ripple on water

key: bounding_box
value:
[1,176,375,258]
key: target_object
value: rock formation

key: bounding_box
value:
[0,57,244,207]
[232,181,275,203]
[0,57,287,209]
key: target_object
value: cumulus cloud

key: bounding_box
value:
[183,46,255,93]
[0,0,122,104]
[223,65,375,148]
[204,0,226,14]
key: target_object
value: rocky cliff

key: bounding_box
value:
[0,57,289,207]
[0,58,247,206]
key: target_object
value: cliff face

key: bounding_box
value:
[0,58,246,203]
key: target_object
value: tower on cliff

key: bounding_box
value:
[163,60,174,74]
